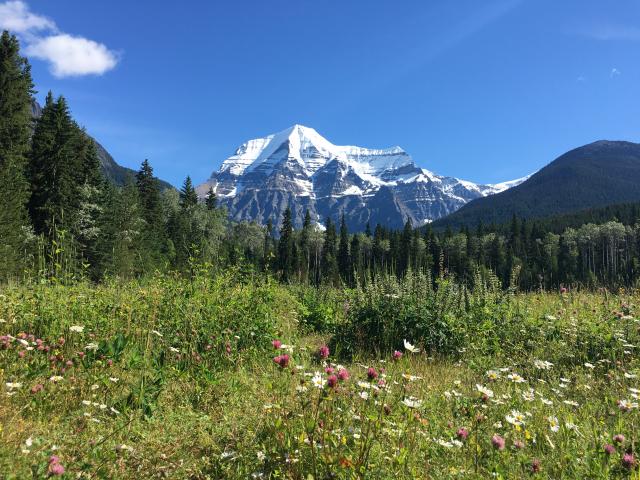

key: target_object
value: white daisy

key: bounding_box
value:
[403,339,420,354]
[547,416,560,432]
[311,372,325,389]
[505,410,526,426]
[533,360,553,370]
[476,384,494,398]
[401,397,422,408]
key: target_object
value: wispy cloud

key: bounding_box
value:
[610,68,621,78]
[0,1,119,77]
[577,24,640,41]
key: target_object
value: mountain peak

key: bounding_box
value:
[196,127,526,230]
[285,124,316,135]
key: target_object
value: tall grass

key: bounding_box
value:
[1,269,639,478]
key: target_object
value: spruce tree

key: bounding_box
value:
[26,86,106,275]
[135,159,165,267]
[0,31,34,278]
[136,160,163,224]
[399,218,413,276]
[350,234,361,283]
[321,217,338,284]
[180,176,198,209]
[28,94,78,235]
[277,207,294,280]
[299,209,312,281]
[205,186,217,210]
[338,214,351,283]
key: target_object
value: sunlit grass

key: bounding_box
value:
[1,275,639,478]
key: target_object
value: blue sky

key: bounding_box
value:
[3,0,640,187]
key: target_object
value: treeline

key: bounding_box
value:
[265,209,640,289]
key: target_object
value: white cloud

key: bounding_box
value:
[0,1,119,77]
[0,0,55,34]
[610,68,621,78]
[26,34,119,77]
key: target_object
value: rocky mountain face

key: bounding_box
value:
[197,125,526,231]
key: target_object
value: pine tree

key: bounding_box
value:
[180,176,198,209]
[277,207,294,281]
[167,176,201,269]
[136,160,163,224]
[0,31,34,278]
[338,214,351,283]
[350,233,361,283]
[135,159,165,267]
[299,209,312,281]
[488,234,506,282]
[205,187,217,210]
[398,218,413,276]
[28,94,79,235]
[321,217,338,284]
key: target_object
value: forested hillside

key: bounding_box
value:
[435,140,640,228]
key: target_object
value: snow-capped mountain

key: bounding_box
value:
[196,125,528,231]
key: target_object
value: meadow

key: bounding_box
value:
[1,270,639,479]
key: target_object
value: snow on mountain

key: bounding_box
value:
[485,175,534,193]
[196,125,527,231]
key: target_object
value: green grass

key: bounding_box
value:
[1,273,640,478]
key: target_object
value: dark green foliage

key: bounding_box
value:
[277,207,294,281]
[136,160,163,224]
[179,175,198,209]
[0,31,34,279]
[321,217,338,284]
[298,209,312,282]
[166,179,228,272]
[135,159,165,269]
[0,32,34,160]
[333,274,470,358]
[28,93,75,234]
[205,186,217,210]
[398,218,413,276]
[27,93,104,242]
[96,182,145,277]
[337,215,351,283]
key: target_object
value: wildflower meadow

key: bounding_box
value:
[1,271,640,478]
